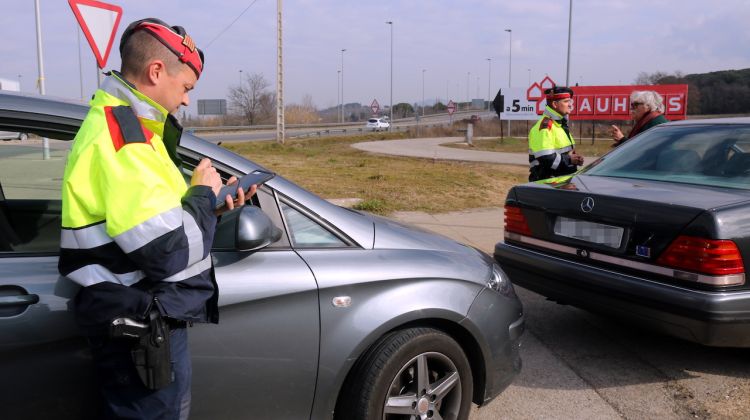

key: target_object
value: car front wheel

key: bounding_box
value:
[338,327,473,420]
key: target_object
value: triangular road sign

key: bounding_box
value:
[68,0,123,68]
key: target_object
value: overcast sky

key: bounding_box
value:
[2,0,749,116]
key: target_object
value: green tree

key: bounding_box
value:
[393,102,414,118]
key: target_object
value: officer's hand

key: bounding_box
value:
[191,158,222,198]
[610,125,624,141]
[570,151,584,166]
[220,176,258,211]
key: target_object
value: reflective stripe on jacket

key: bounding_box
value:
[527,106,578,181]
[59,72,219,330]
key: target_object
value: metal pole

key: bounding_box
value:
[34,0,49,160]
[341,48,346,123]
[466,72,470,106]
[77,29,84,100]
[421,69,425,116]
[505,29,512,137]
[486,58,491,111]
[239,69,243,86]
[386,21,393,129]
[566,0,572,86]
[276,0,284,144]
[17,74,22,92]
[337,70,340,121]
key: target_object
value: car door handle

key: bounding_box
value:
[0,294,40,308]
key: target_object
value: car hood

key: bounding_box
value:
[365,213,485,256]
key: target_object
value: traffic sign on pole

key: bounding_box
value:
[68,0,122,68]
[371,99,380,114]
[446,100,456,115]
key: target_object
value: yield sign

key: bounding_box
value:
[446,100,456,115]
[68,0,123,68]
[370,99,380,114]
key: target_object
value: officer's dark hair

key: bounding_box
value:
[120,30,183,78]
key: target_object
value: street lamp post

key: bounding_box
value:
[337,69,341,121]
[566,0,573,86]
[505,28,512,136]
[238,69,243,86]
[421,69,426,117]
[386,21,393,129]
[486,58,491,111]
[466,71,470,109]
[340,48,346,123]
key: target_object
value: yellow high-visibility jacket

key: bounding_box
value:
[528,106,578,181]
[59,72,218,331]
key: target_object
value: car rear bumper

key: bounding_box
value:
[495,241,750,347]
[461,288,524,404]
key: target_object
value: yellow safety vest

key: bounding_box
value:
[527,106,577,181]
[59,72,218,329]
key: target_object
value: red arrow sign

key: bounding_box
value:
[446,100,456,115]
[68,0,123,68]
[371,99,380,114]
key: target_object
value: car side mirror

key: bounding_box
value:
[213,205,283,252]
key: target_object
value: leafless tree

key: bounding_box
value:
[228,73,271,125]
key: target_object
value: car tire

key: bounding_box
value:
[19,133,28,141]
[337,327,473,420]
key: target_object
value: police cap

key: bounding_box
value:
[545,86,574,101]
[120,18,205,79]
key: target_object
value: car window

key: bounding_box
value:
[0,139,69,253]
[280,201,346,248]
[584,125,750,190]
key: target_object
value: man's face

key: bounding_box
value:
[153,65,197,115]
[552,98,573,116]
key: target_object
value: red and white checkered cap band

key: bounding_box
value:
[138,22,204,78]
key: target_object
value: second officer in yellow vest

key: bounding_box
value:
[527,86,584,181]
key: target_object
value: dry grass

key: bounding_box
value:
[444,136,616,158]
[223,134,528,215]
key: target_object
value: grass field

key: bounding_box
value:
[223,134,528,215]
[443,136,616,157]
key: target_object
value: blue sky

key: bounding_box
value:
[2,0,748,116]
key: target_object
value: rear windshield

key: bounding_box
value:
[368,119,378,123]
[583,124,750,190]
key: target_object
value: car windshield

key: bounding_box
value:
[368,119,378,123]
[582,124,750,190]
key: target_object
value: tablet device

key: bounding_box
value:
[215,169,275,209]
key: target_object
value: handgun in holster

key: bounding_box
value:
[110,308,173,390]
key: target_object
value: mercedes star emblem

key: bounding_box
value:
[581,197,595,213]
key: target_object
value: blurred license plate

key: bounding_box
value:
[553,217,623,248]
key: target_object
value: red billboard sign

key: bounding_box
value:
[569,84,688,121]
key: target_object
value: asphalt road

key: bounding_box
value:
[392,208,750,420]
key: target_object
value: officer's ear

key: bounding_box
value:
[145,60,167,86]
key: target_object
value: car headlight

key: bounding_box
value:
[487,264,515,297]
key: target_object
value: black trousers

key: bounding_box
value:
[88,327,191,420]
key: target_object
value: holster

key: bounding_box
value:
[129,309,173,390]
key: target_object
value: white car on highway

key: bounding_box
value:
[366,117,390,131]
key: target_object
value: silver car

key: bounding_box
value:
[0,91,524,420]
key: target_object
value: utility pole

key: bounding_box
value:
[340,48,346,123]
[337,70,341,122]
[505,28,512,137]
[386,21,393,129]
[422,69,426,117]
[276,0,284,144]
[34,0,49,160]
[486,58,491,111]
[566,0,573,86]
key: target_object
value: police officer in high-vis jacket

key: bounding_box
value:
[527,86,584,181]
[59,18,253,419]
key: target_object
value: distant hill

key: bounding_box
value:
[650,68,750,115]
